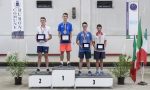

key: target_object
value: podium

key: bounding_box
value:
[52,66,75,87]
[28,67,113,88]
[29,71,52,88]
[75,73,113,88]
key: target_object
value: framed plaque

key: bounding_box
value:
[37,34,45,42]
[82,43,90,49]
[97,44,104,50]
[61,35,70,43]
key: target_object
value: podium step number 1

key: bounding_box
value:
[52,66,75,87]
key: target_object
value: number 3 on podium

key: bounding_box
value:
[39,78,42,84]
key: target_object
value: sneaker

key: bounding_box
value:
[78,71,82,76]
[46,69,50,72]
[59,63,63,67]
[95,71,99,76]
[67,63,71,67]
[36,68,40,72]
[88,71,92,76]
[99,71,104,76]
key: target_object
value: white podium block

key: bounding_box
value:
[75,73,113,88]
[52,66,75,87]
[29,71,52,88]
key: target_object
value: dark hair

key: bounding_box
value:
[97,24,102,28]
[82,22,88,26]
[40,17,46,20]
[63,13,68,16]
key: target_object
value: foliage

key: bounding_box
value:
[111,54,131,77]
[6,53,26,77]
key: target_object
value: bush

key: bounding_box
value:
[6,53,26,78]
[111,54,131,77]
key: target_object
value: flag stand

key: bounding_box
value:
[138,62,147,85]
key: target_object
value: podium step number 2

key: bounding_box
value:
[29,71,52,87]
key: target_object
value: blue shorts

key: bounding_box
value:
[78,51,91,60]
[94,51,105,60]
[37,46,49,53]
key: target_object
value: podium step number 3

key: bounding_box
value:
[75,73,113,87]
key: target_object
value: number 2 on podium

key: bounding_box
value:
[62,76,64,81]
[93,80,95,85]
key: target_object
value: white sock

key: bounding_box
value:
[37,67,40,69]
[60,61,63,64]
[37,68,40,71]
[79,70,81,72]
[67,61,70,64]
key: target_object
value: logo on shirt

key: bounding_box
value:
[61,25,64,28]
[87,34,89,37]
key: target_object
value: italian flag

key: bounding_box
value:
[136,20,147,70]
[130,36,137,82]
[130,20,148,82]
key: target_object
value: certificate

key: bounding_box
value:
[61,35,70,43]
[36,34,45,42]
[83,43,90,49]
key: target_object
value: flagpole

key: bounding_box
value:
[138,59,147,85]
[137,28,148,85]
[141,62,144,82]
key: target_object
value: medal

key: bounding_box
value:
[63,23,67,34]
[63,30,67,34]
[83,31,87,43]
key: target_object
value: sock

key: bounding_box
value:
[87,63,90,70]
[37,66,40,69]
[79,70,81,73]
[79,62,82,70]
[37,67,40,71]
[100,69,103,72]
[67,61,70,64]
[60,61,63,65]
